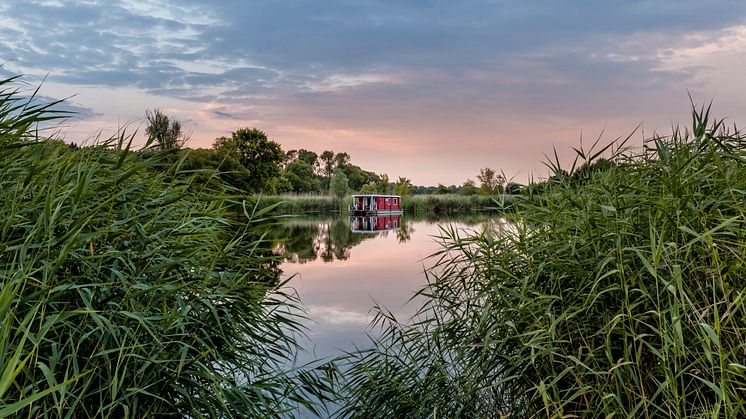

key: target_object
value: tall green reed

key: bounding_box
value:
[335,104,746,418]
[0,75,329,418]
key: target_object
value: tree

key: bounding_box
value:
[334,152,351,168]
[330,168,350,198]
[284,160,321,193]
[376,173,391,194]
[359,183,378,194]
[437,183,451,194]
[394,176,413,196]
[460,179,478,195]
[179,148,251,191]
[343,165,378,191]
[320,150,336,178]
[212,128,284,193]
[145,108,189,150]
[477,167,505,195]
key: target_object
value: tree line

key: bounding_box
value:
[142,109,532,196]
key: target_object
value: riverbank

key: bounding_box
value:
[248,193,517,214]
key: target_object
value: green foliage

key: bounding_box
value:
[213,128,284,193]
[459,178,478,195]
[359,183,378,194]
[342,164,379,191]
[285,160,322,193]
[394,176,413,196]
[330,168,351,198]
[0,75,329,417]
[476,167,505,195]
[178,147,252,191]
[145,108,188,150]
[401,194,506,213]
[249,194,349,213]
[376,173,391,194]
[336,105,746,418]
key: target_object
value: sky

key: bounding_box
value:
[2,0,746,185]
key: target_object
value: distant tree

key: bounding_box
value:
[477,167,505,195]
[212,128,284,193]
[330,168,350,198]
[376,173,391,194]
[437,183,451,194]
[394,176,413,196]
[460,179,478,195]
[359,183,378,194]
[334,152,351,168]
[320,150,336,175]
[342,165,379,191]
[145,108,189,150]
[273,172,294,194]
[297,149,319,170]
[319,150,336,187]
[284,160,322,193]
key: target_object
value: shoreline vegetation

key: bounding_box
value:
[247,193,518,214]
[3,72,745,418]
[331,104,746,418]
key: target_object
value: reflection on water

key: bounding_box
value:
[271,215,418,264]
[350,215,400,233]
[271,213,500,363]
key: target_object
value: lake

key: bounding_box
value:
[271,213,498,364]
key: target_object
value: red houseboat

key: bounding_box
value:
[350,194,403,215]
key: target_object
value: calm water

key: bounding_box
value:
[271,213,497,363]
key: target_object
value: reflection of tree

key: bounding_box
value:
[271,218,373,263]
[270,213,504,263]
[396,219,413,243]
[320,220,369,262]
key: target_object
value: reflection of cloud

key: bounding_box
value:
[305,304,369,327]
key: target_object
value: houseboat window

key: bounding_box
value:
[393,198,398,205]
[386,198,390,204]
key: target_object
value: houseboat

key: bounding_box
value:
[350,194,403,215]
[351,215,401,233]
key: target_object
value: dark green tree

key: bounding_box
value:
[284,160,322,193]
[460,179,478,195]
[213,128,284,193]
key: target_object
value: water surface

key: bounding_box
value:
[272,213,496,363]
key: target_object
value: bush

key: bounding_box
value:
[336,105,746,418]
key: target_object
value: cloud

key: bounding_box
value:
[2,0,746,183]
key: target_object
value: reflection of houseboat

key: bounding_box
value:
[350,194,403,215]
[351,215,401,233]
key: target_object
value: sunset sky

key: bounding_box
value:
[2,1,746,185]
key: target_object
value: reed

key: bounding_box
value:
[335,104,746,418]
[250,194,347,213]
[401,194,510,213]
[0,75,328,417]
